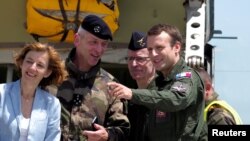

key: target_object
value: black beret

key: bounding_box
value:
[128,31,146,51]
[81,15,113,41]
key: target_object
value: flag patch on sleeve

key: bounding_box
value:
[175,72,192,80]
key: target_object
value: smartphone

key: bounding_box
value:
[91,116,98,131]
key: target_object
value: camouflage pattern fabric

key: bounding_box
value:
[205,92,238,125]
[57,48,130,141]
[207,106,236,125]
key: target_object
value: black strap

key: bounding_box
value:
[59,0,81,42]
[58,0,69,42]
[30,0,81,42]
[74,0,81,33]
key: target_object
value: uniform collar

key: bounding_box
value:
[146,74,157,89]
[163,58,186,81]
[66,48,101,81]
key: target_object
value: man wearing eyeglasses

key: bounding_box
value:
[127,32,155,89]
[126,31,156,141]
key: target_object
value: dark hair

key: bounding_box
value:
[147,23,183,47]
[14,42,68,88]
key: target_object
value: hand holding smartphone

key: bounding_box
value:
[91,116,98,131]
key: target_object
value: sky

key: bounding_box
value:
[209,0,250,124]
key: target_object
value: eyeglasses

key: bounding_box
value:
[125,56,150,63]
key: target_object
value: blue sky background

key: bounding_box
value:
[209,0,250,124]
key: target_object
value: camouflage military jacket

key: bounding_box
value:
[205,92,239,125]
[131,59,207,141]
[57,48,130,141]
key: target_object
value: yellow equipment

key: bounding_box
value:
[26,0,119,42]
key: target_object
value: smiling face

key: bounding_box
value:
[127,48,154,81]
[147,31,181,74]
[74,30,109,71]
[20,51,52,87]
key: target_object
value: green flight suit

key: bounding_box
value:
[131,59,207,141]
[57,48,130,141]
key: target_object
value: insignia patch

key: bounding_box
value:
[175,72,192,80]
[156,110,166,118]
[156,110,170,123]
[171,81,189,93]
[94,25,101,33]
[172,85,187,92]
[137,37,146,47]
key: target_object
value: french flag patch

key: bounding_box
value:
[175,72,192,80]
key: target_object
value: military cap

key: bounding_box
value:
[81,15,113,41]
[128,31,146,50]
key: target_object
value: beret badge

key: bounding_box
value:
[94,25,101,33]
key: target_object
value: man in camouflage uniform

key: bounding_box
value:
[196,67,242,125]
[57,15,130,141]
[108,24,207,141]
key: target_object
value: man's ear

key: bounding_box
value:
[44,69,52,78]
[74,33,80,47]
[206,83,212,91]
[173,41,181,53]
[205,82,213,99]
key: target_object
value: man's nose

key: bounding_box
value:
[131,59,139,66]
[95,44,104,53]
[151,49,158,56]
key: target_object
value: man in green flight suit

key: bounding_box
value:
[108,24,207,141]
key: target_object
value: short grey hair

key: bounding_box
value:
[77,26,87,38]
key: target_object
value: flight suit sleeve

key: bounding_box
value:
[130,71,204,112]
